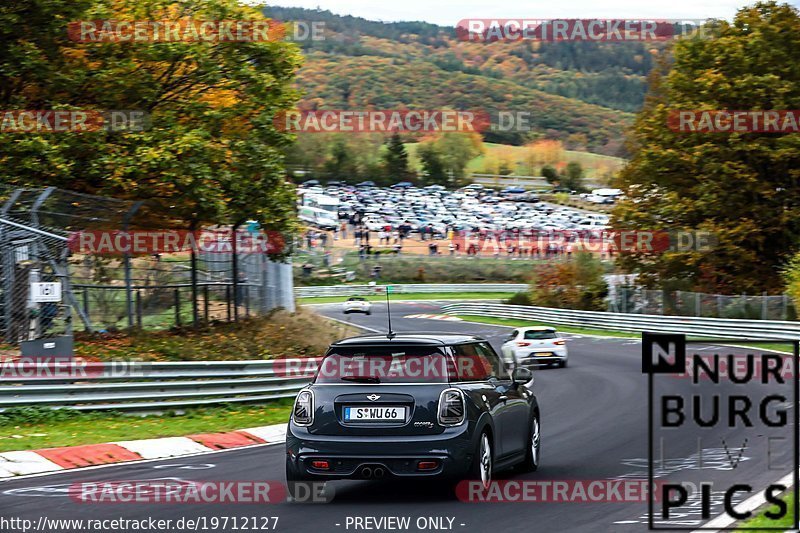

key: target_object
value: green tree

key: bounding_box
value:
[323,137,358,181]
[418,142,447,185]
[435,133,482,185]
[541,164,559,184]
[562,162,586,192]
[614,2,800,293]
[381,133,412,183]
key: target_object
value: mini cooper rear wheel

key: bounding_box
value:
[467,432,493,489]
[519,413,541,472]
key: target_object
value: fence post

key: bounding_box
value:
[783,294,789,321]
[231,223,241,322]
[695,292,701,317]
[226,285,231,322]
[203,285,209,324]
[717,295,723,317]
[174,289,181,327]
[121,201,142,329]
[135,290,142,328]
[190,249,199,328]
[82,289,90,330]
[762,291,768,320]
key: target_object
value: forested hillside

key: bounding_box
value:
[265,7,661,156]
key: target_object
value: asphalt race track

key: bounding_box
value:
[0,302,794,533]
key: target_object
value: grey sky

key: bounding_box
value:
[263,0,768,26]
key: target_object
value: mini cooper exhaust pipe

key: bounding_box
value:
[373,467,385,478]
[361,466,373,478]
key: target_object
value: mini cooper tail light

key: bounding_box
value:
[311,460,330,470]
[293,390,314,426]
[438,388,465,426]
[417,460,439,471]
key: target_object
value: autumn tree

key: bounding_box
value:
[0,0,302,236]
[613,2,800,293]
[530,252,608,310]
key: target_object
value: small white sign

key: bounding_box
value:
[31,282,62,303]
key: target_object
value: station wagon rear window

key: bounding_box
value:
[524,330,558,340]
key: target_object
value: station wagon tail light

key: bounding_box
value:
[553,340,565,345]
[516,341,531,347]
[438,388,465,426]
[293,390,314,426]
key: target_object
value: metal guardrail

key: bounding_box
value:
[0,360,314,412]
[297,283,527,298]
[441,303,800,340]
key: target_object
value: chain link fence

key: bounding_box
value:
[607,287,796,320]
[0,185,294,346]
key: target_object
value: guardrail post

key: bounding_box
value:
[226,285,231,322]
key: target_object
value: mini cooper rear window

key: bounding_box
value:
[316,347,452,384]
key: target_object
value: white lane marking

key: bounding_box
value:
[323,315,382,333]
[2,477,188,498]
[692,469,795,533]
[152,463,215,470]
[403,314,463,321]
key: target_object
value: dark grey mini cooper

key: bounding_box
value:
[285,333,540,494]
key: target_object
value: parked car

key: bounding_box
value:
[342,297,372,315]
[286,333,540,495]
[501,327,568,368]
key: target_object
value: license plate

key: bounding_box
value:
[344,406,406,422]
[535,352,553,357]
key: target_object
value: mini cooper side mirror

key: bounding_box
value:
[512,367,533,384]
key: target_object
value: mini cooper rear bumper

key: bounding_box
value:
[286,422,475,480]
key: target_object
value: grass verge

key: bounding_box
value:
[75,308,360,361]
[455,314,639,338]
[299,292,516,305]
[0,403,292,452]
[737,492,795,531]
